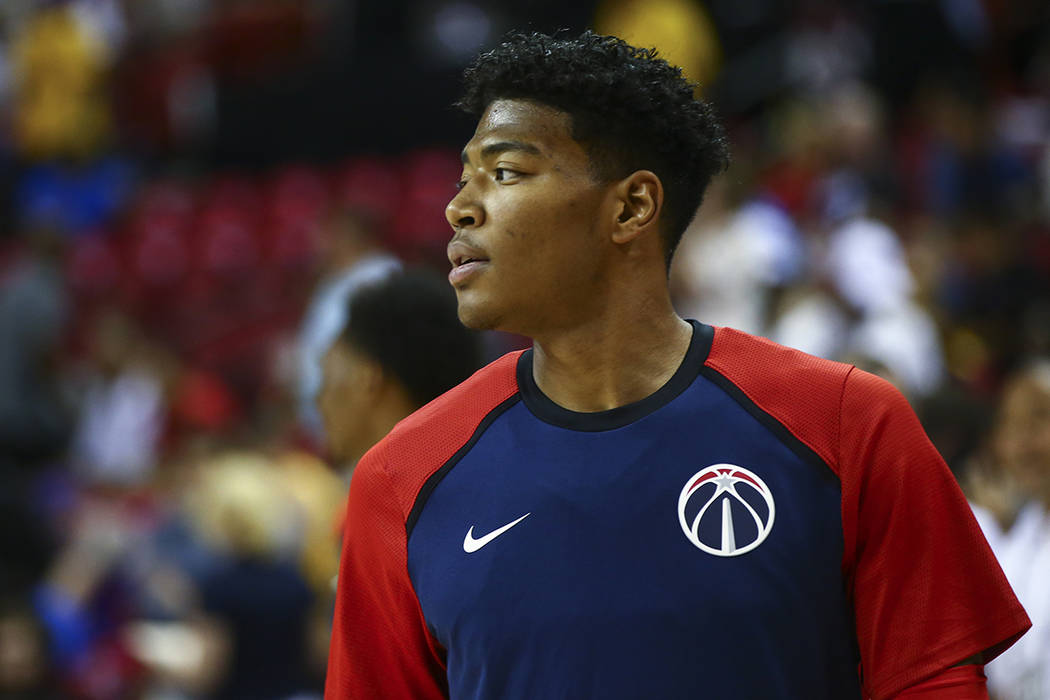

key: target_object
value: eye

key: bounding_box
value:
[455,178,468,191]
[494,167,519,183]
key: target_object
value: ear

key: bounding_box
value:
[610,170,663,245]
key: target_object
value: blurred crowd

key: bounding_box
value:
[0,0,1049,698]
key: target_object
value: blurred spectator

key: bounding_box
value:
[969,360,1050,700]
[0,229,67,686]
[0,595,58,698]
[764,212,944,399]
[71,0,126,61]
[317,268,483,471]
[10,2,112,160]
[186,451,316,700]
[672,173,804,336]
[296,205,400,444]
[122,446,342,698]
[69,310,171,487]
[31,484,160,697]
[0,227,71,470]
[784,3,869,97]
[913,78,1032,219]
[827,216,944,397]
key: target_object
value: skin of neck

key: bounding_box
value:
[530,244,693,414]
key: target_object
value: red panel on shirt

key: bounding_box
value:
[705,327,1029,700]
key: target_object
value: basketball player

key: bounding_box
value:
[326,31,1028,699]
[317,268,482,470]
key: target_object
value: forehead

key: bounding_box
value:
[464,99,585,162]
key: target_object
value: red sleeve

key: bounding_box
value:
[324,442,448,700]
[839,369,1029,699]
[892,664,987,699]
[705,329,1028,699]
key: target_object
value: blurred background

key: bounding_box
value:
[0,0,1048,698]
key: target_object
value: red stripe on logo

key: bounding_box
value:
[732,471,760,488]
[690,472,718,490]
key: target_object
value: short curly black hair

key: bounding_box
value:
[457,30,729,265]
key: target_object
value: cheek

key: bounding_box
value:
[317,390,340,436]
[489,187,604,280]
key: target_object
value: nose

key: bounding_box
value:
[445,189,484,231]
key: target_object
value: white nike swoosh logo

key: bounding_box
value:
[463,513,531,553]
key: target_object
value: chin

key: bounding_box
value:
[456,296,503,332]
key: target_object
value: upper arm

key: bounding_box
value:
[325,447,448,700]
[839,369,1029,699]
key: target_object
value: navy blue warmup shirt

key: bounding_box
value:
[327,322,1028,700]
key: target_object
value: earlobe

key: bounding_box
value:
[611,171,662,245]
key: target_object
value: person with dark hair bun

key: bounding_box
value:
[327,31,1027,700]
[317,268,482,469]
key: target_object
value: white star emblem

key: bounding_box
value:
[710,472,736,494]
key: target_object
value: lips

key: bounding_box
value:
[447,239,490,286]
[453,254,487,266]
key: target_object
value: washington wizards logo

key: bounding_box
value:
[678,464,775,557]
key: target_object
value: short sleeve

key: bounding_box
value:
[325,444,448,699]
[839,369,1029,700]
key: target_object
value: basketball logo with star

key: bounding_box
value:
[678,464,775,557]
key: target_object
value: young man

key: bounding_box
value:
[326,32,1029,699]
[317,268,482,470]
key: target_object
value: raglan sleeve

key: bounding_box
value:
[324,443,448,700]
[838,368,1030,700]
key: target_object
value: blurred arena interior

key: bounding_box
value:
[0,0,1049,698]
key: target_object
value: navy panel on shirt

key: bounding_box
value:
[406,323,861,699]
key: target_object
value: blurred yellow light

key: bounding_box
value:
[595,0,721,91]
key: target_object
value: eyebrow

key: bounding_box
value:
[461,140,543,164]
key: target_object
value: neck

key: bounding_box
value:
[530,292,692,413]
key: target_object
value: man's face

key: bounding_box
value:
[445,99,616,335]
[317,340,373,465]
[994,373,1050,501]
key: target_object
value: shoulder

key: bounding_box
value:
[703,325,915,474]
[705,325,854,397]
[354,350,523,519]
[703,326,856,471]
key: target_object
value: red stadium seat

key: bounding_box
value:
[389,148,460,260]
[194,208,260,277]
[67,230,121,301]
[200,175,262,226]
[265,165,330,229]
[130,227,189,290]
[135,181,195,221]
[331,157,402,227]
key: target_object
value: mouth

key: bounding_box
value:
[452,253,489,267]
[449,257,490,286]
[447,241,491,286]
